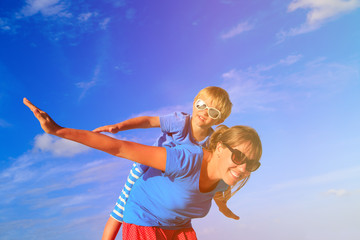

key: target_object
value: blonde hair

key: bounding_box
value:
[208,125,262,202]
[194,86,232,122]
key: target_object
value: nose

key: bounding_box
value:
[236,163,247,173]
[202,108,209,117]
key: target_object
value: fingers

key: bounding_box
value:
[93,126,116,133]
[23,98,47,122]
[93,127,106,133]
[23,98,40,112]
[109,127,117,133]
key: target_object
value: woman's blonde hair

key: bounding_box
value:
[193,86,232,122]
[208,125,262,202]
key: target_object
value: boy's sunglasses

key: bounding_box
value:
[195,99,221,120]
[222,142,260,172]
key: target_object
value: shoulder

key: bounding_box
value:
[160,112,191,133]
[165,144,203,177]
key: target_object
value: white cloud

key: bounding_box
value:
[325,189,348,196]
[34,133,90,157]
[19,0,71,18]
[0,18,12,31]
[99,17,111,30]
[220,56,358,113]
[221,68,287,112]
[256,54,302,71]
[78,12,97,22]
[279,54,303,65]
[284,0,360,36]
[0,153,39,185]
[270,166,360,191]
[221,21,254,39]
[76,64,101,100]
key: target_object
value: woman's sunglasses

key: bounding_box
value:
[222,142,260,172]
[195,99,221,120]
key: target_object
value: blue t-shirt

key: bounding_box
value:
[157,111,212,148]
[136,112,212,173]
[123,144,228,229]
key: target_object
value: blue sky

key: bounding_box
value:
[1,0,360,239]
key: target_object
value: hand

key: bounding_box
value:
[23,98,62,135]
[92,124,119,134]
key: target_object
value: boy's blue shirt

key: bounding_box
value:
[123,112,228,229]
[157,111,213,148]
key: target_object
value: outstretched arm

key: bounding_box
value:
[93,116,160,134]
[23,98,166,171]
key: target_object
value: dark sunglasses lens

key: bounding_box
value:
[247,161,260,172]
[208,108,220,119]
[232,151,246,165]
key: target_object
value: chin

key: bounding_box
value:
[224,178,237,187]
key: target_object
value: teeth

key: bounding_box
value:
[230,170,240,178]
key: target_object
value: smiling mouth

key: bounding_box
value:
[230,170,241,179]
[198,115,206,121]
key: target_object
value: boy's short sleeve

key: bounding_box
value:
[165,145,202,179]
[160,112,189,134]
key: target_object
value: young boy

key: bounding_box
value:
[93,86,237,240]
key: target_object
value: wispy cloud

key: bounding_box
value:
[220,56,358,113]
[78,12,98,22]
[279,54,303,65]
[280,0,360,38]
[76,64,101,100]
[99,17,111,30]
[0,18,12,31]
[221,68,284,112]
[130,104,191,118]
[221,21,254,39]
[5,1,113,42]
[0,118,11,127]
[18,0,72,18]
[325,189,348,196]
[255,54,302,71]
[270,165,360,191]
[33,133,90,157]
[0,134,89,188]
[0,132,132,219]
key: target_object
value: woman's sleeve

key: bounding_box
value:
[164,145,202,178]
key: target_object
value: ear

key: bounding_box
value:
[216,142,223,153]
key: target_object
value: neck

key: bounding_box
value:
[191,118,211,142]
[199,150,220,193]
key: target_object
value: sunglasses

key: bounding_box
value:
[195,99,221,120]
[222,142,260,172]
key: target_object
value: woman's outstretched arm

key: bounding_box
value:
[23,98,167,171]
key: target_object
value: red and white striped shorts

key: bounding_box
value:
[122,222,198,240]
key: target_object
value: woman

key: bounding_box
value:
[24,98,262,239]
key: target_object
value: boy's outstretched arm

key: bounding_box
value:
[23,98,167,171]
[93,116,160,133]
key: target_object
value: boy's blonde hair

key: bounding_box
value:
[194,86,232,122]
[208,125,262,202]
